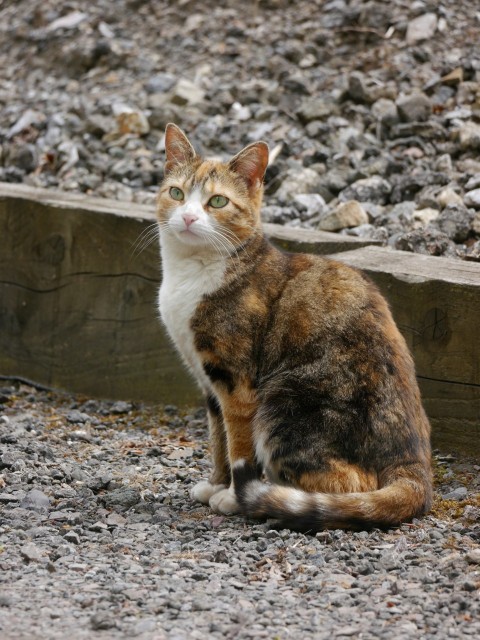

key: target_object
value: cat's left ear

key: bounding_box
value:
[228,142,269,191]
[164,123,196,174]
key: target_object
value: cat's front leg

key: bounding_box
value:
[208,389,259,516]
[191,393,230,505]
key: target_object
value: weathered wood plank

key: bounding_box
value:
[1,183,479,454]
[331,246,480,454]
[0,187,197,404]
[0,183,379,406]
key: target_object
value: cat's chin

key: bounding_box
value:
[173,229,209,247]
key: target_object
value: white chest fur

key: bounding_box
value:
[158,236,226,391]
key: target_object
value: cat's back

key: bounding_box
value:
[262,249,411,374]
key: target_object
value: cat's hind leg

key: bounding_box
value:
[296,460,379,494]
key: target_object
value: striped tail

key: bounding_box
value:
[233,460,432,531]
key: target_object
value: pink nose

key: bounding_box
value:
[182,214,198,228]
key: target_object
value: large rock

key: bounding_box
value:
[395,228,454,257]
[318,200,369,232]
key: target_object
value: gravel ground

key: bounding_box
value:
[0,381,479,640]
[1,0,480,258]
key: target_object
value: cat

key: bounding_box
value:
[157,123,432,531]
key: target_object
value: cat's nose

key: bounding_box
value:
[182,213,198,228]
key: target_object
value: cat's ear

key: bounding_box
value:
[228,141,269,191]
[164,123,196,173]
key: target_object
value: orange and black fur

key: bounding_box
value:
[157,123,432,531]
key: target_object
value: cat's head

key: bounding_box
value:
[157,123,269,252]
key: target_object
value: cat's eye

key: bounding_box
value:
[169,187,184,201]
[208,195,229,208]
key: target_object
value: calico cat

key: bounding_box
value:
[157,123,432,531]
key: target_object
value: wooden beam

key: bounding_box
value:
[1,183,478,454]
[331,246,480,455]
[0,183,378,406]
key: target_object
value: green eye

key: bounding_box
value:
[169,187,184,201]
[208,195,229,208]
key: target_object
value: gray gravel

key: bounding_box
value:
[1,0,480,259]
[0,382,479,639]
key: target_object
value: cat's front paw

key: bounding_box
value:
[209,487,240,515]
[191,480,226,505]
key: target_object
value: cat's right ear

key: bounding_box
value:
[228,141,269,191]
[164,123,196,174]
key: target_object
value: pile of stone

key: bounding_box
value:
[0,0,479,259]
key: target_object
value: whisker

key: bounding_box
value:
[132,223,161,257]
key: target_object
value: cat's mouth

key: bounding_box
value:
[175,226,207,246]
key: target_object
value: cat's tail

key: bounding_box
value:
[232,460,432,531]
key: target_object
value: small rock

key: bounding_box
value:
[436,187,463,209]
[89,521,108,532]
[90,613,117,631]
[465,175,480,190]
[318,200,369,232]
[19,489,51,512]
[292,193,326,220]
[230,102,251,122]
[167,447,193,460]
[110,401,132,414]
[106,512,127,527]
[435,204,475,242]
[371,98,399,129]
[339,176,391,205]
[465,549,480,564]
[458,122,480,151]
[7,109,46,139]
[296,97,336,123]
[115,109,150,137]
[46,11,88,32]
[170,78,205,106]
[435,154,453,173]
[406,13,438,45]
[413,208,439,227]
[102,487,141,510]
[346,72,370,104]
[64,531,81,545]
[442,486,468,500]
[396,92,432,123]
[20,543,44,562]
[464,189,480,209]
[145,73,176,94]
[0,452,19,469]
[0,594,13,607]
[275,167,323,203]
[7,143,37,172]
[66,410,90,424]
